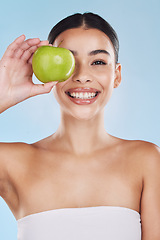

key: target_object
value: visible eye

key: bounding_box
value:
[92,60,106,65]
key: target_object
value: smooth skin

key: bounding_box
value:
[0,28,160,240]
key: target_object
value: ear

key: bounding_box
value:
[114,63,122,88]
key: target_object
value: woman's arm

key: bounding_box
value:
[0,35,57,197]
[140,143,160,240]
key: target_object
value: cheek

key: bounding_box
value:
[52,83,67,107]
[97,68,115,88]
[52,85,62,104]
[97,70,115,105]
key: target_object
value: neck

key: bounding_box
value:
[54,110,111,155]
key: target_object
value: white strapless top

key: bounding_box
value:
[17,206,141,240]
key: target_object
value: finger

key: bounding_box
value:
[28,54,34,65]
[37,40,49,47]
[14,38,40,59]
[30,81,58,97]
[21,45,38,62]
[3,35,26,58]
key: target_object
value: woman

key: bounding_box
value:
[0,12,160,240]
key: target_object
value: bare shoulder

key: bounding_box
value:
[117,138,160,160]
[129,139,160,165]
[0,141,35,160]
[121,139,160,187]
[112,137,160,172]
[0,142,36,184]
[135,140,160,182]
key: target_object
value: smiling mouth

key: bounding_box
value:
[65,91,99,99]
[65,88,101,100]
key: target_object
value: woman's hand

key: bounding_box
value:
[0,35,57,113]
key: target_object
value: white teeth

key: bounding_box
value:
[69,92,97,99]
[84,92,88,98]
[79,93,83,98]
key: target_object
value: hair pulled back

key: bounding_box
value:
[48,12,119,64]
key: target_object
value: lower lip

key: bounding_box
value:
[66,93,100,105]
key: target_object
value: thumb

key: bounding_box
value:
[30,81,58,97]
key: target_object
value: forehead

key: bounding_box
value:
[53,28,114,56]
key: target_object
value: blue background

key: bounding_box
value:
[0,0,160,239]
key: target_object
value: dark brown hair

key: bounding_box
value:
[48,12,119,64]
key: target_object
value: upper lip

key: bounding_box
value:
[65,88,101,93]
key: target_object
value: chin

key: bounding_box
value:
[66,107,100,121]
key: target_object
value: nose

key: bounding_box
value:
[71,62,92,84]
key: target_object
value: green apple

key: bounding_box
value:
[32,46,75,83]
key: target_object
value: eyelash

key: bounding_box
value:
[92,60,106,65]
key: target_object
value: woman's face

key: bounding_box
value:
[52,27,121,120]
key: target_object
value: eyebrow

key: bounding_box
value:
[69,49,111,57]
